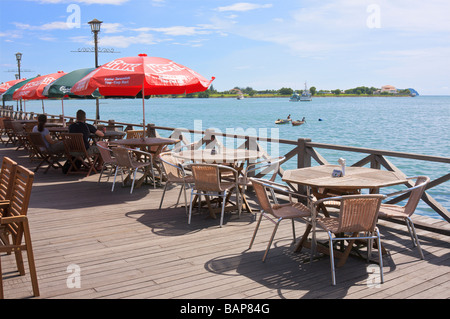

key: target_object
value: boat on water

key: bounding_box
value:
[292,120,305,126]
[289,92,300,102]
[300,82,312,101]
[275,119,292,124]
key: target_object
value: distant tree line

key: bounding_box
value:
[176,84,413,98]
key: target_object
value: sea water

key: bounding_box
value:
[21,96,450,220]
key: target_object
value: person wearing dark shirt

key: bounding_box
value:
[68,109,104,154]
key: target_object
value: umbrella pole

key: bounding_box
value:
[61,98,65,126]
[142,81,146,137]
[42,100,45,113]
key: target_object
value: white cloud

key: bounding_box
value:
[101,23,124,34]
[144,26,211,36]
[13,21,73,30]
[216,3,272,12]
[27,0,129,4]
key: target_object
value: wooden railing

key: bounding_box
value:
[2,107,449,234]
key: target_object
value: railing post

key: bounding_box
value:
[297,138,311,169]
[296,138,311,195]
[147,123,156,137]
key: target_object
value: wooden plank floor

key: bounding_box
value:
[1,145,450,300]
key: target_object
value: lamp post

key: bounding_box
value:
[15,52,23,111]
[88,19,102,121]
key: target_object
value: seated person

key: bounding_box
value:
[32,114,65,153]
[68,109,104,155]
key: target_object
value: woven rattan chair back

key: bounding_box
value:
[190,164,222,192]
[404,176,429,217]
[126,130,145,139]
[160,152,183,180]
[251,178,275,215]
[337,195,384,233]
[97,141,115,164]
[113,147,134,168]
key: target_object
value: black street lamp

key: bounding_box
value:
[15,52,22,111]
[88,19,102,121]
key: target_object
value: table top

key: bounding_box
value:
[110,137,178,147]
[172,148,263,164]
[282,165,407,190]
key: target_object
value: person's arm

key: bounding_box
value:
[95,129,105,137]
[88,123,104,137]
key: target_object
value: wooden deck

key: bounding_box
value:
[1,145,450,300]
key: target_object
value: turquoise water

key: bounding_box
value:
[21,96,450,220]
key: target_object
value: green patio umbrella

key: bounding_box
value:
[1,76,37,105]
[42,68,100,121]
[2,76,38,111]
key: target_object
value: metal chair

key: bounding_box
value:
[313,194,386,285]
[378,176,430,259]
[158,152,194,214]
[0,165,39,298]
[111,146,155,194]
[238,156,285,213]
[249,178,311,261]
[188,163,241,228]
[96,141,118,183]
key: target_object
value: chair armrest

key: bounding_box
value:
[384,176,429,199]
[217,164,239,181]
[0,200,10,208]
[250,178,311,201]
[0,215,28,224]
[123,147,154,160]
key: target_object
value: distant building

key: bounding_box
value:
[380,85,398,94]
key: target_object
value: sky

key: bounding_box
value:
[1,0,450,95]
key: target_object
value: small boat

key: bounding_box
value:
[275,119,292,124]
[289,92,300,102]
[292,120,305,126]
[300,81,312,102]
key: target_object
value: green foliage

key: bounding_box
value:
[278,87,293,95]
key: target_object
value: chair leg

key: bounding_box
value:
[406,217,425,259]
[22,219,39,297]
[159,182,169,209]
[249,211,264,249]
[376,228,384,284]
[219,190,227,228]
[0,257,3,299]
[130,168,137,194]
[175,184,183,207]
[98,165,105,183]
[188,190,195,224]
[328,232,336,285]
[112,167,119,192]
[183,184,189,215]
[262,218,282,262]
[291,219,296,243]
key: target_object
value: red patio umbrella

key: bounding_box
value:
[0,79,27,94]
[71,54,214,133]
[12,71,66,113]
